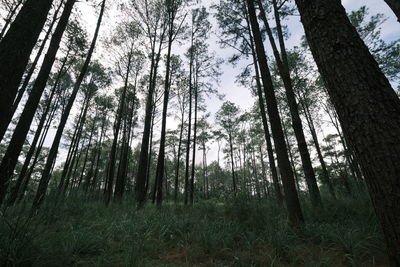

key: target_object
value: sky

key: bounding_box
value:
[12,0,399,168]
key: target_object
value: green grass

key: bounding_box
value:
[0,193,389,266]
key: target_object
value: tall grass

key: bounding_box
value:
[0,192,388,266]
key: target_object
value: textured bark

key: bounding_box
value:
[258,0,322,207]
[296,0,400,264]
[247,0,303,225]
[0,0,76,204]
[0,0,53,141]
[384,0,400,22]
[33,0,106,208]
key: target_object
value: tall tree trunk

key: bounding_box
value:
[10,0,63,119]
[245,6,284,207]
[296,0,400,264]
[105,49,132,204]
[174,120,184,202]
[228,132,237,193]
[77,118,96,190]
[258,0,322,208]
[33,0,106,208]
[184,30,194,206]
[18,94,60,202]
[7,58,68,205]
[299,95,336,198]
[246,0,303,225]
[0,0,53,141]
[135,24,166,207]
[155,28,174,206]
[0,0,76,204]
[189,81,199,204]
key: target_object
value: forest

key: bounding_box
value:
[0,0,400,266]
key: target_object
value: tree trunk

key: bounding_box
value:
[155,29,174,206]
[7,57,67,205]
[184,31,194,206]
[135,24,165,207]
[296,0,400,264]
[384,0,400,22]
[246,0,303,225]
[0,0,53,141]
[246,13,283,206]
[0,0,76,204]
[189,81,199,204]
[33,0,106,208]
[106,49,132,204]
[10,0,64,120]
[258,0,322,207]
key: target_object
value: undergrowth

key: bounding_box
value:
[0,192,388,266]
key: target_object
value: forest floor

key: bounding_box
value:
[0,192,389,266]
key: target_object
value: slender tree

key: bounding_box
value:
[33,0,107,208]
[246,0,303,225]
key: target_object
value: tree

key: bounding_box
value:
[154,0,187,205]
[215,101,240,193]
[295,0,400,264]
[246,0,303,225]
[0,0,77,204]
[258,0,322,207]
[0,0,53,142]
[133,0,168,208]
[33,0,107,208]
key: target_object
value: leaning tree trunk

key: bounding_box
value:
[258,0,322,208]
[246,0,303,225]
[0,0,76,204]
[296,0,400,264]
[0,0,53,141]
[246,13,283,206]
[33,0,106,208]
[10,0,64,119]
[7,58,68,205]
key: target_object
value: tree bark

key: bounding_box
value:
[0,0,53,141]
[246,0,303,225]
[258,0,322,207]
[296,0,400,264]
[33,0,106,208]
[0,0,76,204]
[246,12,283,206]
